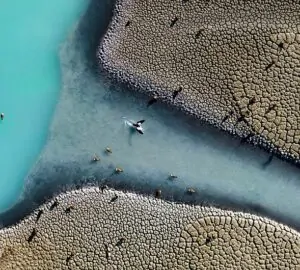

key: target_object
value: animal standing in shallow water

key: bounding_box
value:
[115,167,123,173]
[105,147,112,154]
[168,174,178,180]
[186,188,196,195]
[91,154,100,162]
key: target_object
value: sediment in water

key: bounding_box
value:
[98,0,300,164]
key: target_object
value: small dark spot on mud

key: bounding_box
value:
[170,17,178,27]
[125,21,131,27]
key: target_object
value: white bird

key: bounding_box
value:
[123,117,145,134]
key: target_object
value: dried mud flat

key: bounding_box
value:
[98,0,300,163]
[0,187,299,269]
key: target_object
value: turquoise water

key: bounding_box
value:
[0,0,88,212]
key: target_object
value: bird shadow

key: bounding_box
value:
[127,128,136,146]
[262,154,274,169]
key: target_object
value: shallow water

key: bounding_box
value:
[1,0,300,231]
[0,0,88,212]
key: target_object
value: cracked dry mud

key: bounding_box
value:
[0,188,299,269]
[99,0,300,162]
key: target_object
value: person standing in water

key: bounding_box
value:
[0,113,4,120]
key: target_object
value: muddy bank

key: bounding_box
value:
[98,0,300,164]
[1,187,299,269]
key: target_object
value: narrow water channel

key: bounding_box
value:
[1,0,299,232]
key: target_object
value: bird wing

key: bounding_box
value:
[137,120,145,124]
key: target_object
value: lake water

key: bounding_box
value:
[0,0,88,212]
[1,0,300,231]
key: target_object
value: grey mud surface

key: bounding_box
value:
[99,0,300,163]
[0,188,299,270]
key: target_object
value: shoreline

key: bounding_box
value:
[98,59,300,168]
[1,187,299,269]
[1,1,300,267]
[97,0,300,166]
[2,0,300,233]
